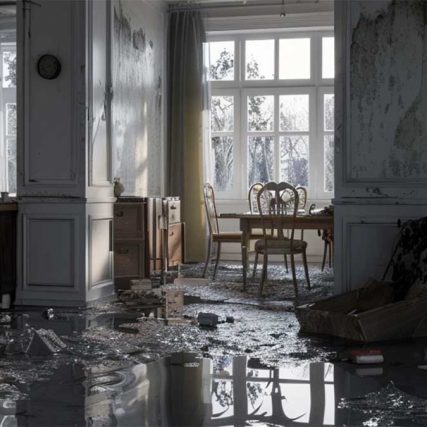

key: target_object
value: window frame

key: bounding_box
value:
[206,29,334,202]
[0,41,16,195]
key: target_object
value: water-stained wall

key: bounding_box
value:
[349,0,427,181]
[334,0,427,293]
[112,0,165,196]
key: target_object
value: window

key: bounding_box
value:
[0,42,16,194]
[205,32,334,200]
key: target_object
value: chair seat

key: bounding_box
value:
[255,238,307,254]
[213,231,242,242]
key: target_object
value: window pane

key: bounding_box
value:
[248,136,274,186]
[279,38,310,79]
[7,138,16,194]
[280,135,309,186]
[280,95,309,131]
[2,50,16,88]
[6,103,16,136]
[207,41,234,81]
[248,95,274,132]
[245,39,274,80]
[211,96,233,132]
[212,136,233,191]
[324,94,334,131]
[322,37,334,79]
[324,134,334,192]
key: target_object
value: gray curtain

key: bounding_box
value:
[167,10,207,262]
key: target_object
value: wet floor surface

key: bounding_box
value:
[0,264,427,426]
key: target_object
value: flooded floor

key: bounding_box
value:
[0,264,427,426]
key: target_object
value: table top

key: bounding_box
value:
[220,212,332,220]
[0,202,17,212]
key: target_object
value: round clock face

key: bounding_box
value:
[37,54,61,80]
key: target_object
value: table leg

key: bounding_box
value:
[241,219,249,291]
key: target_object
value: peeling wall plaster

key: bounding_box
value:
[112,0,165,196]
[350,0,427,181]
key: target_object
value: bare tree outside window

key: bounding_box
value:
[2,51,16,88]
[212,136,233,191]
[280,135,309,186]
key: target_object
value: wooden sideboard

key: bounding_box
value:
[113,197,185,289]
[0,203,17,298]
[114,198,149,290]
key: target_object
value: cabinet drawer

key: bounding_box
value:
[114,242,145,278]
[114,203,145,239]
[168,223,184,266]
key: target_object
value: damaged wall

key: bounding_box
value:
[349,0,427,181]
[112,0,166,196]
[334,0,427,292]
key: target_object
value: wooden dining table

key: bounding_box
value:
[219,212,334,289]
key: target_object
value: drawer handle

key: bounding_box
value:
[116,211,124,218]
[117,248,129,255]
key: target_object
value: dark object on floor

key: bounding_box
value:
[42,308,55,320]
[197,312,219,327]
[226,316,234,323]
[26,328,67,355]
[296,279,427,342]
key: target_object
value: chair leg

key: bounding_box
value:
[203,237,213,278]
[259,253,268,297]
[253,251,259,279]
[328,241,333,268]
[290,254,298,298]
[284,254,289,273]
[213,242,221,280]
[302,249,311,290]
[321,239,328,272]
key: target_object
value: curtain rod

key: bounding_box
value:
[169,1,320,12]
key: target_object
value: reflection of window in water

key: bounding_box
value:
[211,359,335,426]
[0,36,17,194]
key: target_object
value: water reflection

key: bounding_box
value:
[4,351,426,426]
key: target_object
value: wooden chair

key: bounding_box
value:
[203,183,242,280]
[254,181,310,297]
[320,229,333,271]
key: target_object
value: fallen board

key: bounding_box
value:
[296,280,427,342]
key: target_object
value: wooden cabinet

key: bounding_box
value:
[0,203,17,298]
[167,222,185,267]
[113,198,149,290]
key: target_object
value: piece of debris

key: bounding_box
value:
[26,329,66,356]
[130,279,152,291]
[0,314,11,324]
[166,318,194,326]
[197,312,219,328]
[225,316,234,324]
[42,308,55,320]
[351,349,384,364]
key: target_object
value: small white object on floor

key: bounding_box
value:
[174,277,209,286]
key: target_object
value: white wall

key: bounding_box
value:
[112,0,167,197]
[334,0,427,293]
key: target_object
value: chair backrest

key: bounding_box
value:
[248,182,264,213]
[296,186,307,210]
[257,181,299,241]
[279,186,307,212]
[203,182,219,235]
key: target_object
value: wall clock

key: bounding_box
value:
[37,54,61,80]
